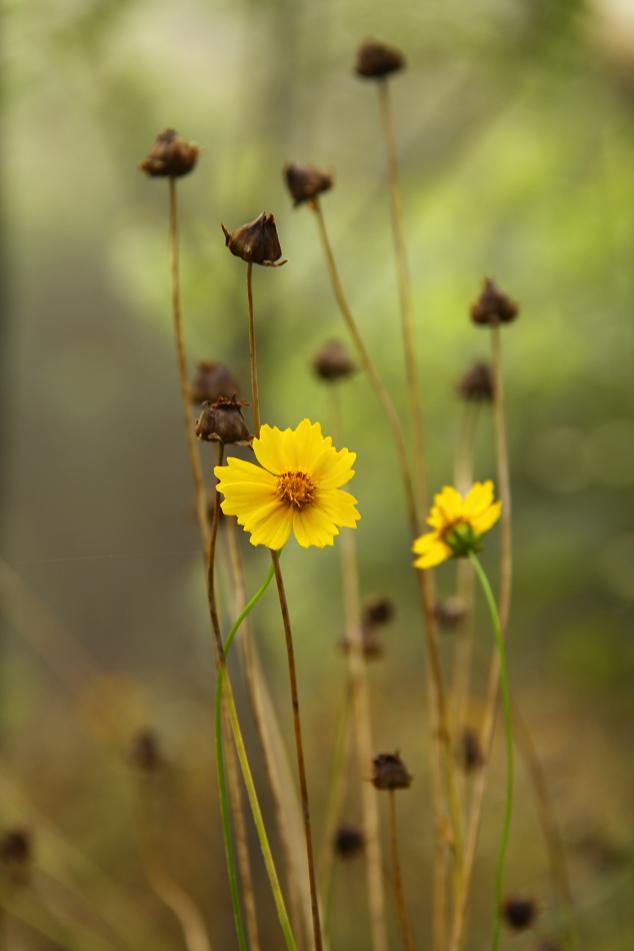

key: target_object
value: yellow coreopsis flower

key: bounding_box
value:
[214,419,360,549]
[412,480,501,569]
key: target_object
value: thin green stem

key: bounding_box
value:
[468,553,513,951]
[215,560,298,950]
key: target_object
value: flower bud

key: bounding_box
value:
[284,162,334,207]
[221,212,287,267]
[502,896,537,931]
[334,824,364,859]
[458,727,483,773]
[139,129,199,178]
[130,729,164,774]
[470,278,519,326]
[312,340,357,383]
[434,597,466,631]
[190,361,241,405]
[356,39,405,79]
[195,396,251,445]
[0,828,32,885]
[372,751,412,791]
[362,596,394,629]
[456,361,495,403]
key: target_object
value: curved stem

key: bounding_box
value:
[246,262,261,435]
[378,79,427,509]
[272,552,323,951]
[215,562,298,950]
[389,791,415,951]
[469,554,513,951]
[167,178,210,552]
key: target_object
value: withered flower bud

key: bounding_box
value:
[340,627,384,661]
[195,396,251,446]
[356,40,405,79]
[312,340,357,383]
[470,278,519,326]
[0,828,32,885]
[284,162,334,207]
[362,596,394,629]
[139,129,199,178]
[130,729,164,774]
[334,824,364,859]
[372,752,412,791]
[502,896,537,931]
[456,361,495,403]
[190,361,241,405]
[433,597,466,631]
[458,727,484,773]
[221,212,287,267]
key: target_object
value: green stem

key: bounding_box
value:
[468,553,513,951]
[215,559,298,951]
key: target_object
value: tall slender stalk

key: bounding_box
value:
[327,386,387,951]
[167,179,210,551]
[225,520,311,948]
[167,177,259,948]
[310,198,463,930]
[244,264,323,951]
[468,554,513,951]
[377,79,426,507]
[388,791,415,951]
[450,325,512,951]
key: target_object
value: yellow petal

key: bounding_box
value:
[247,504,294,549]
[471,500,502,534]
[427,485,463,528]
[412,536,451,569]
[251,425,293,474]
[215,457,277,487]
[462,480,495,518]
[311,446,356,489]
[412,529,442,555]
[315,489,360,528]
[292,505,338,548]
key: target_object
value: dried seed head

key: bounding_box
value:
[130,729,164,774]
[195,396,251,446]
[340,627,384,661]
[190,361,241,405]
[0,828,32,885]
[372,752,412,791]
[433,597,466,631]
[458,727,484,773]
[456,361,495,403]
[356,39,405,79]
[502,896,537,931]
[362,596,395,629]
[312,340,357,383]
[470,278,519,326]
[334,824,364,859]
[221,212,287,267]
[285,162,334,207]
[139,129,199,178]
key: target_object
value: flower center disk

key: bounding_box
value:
[276,471,316,510]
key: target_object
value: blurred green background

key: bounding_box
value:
[2,0,633,948]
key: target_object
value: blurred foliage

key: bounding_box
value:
[2,0,633,948]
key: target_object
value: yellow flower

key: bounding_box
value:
[412,481,501,569]
[214,419,360,549]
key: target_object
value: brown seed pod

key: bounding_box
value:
[195,396,251,446]
[372,752,412,791]
[284,162,334,207]
[190,361,241,405]
[362,596,395,629]
[340,627,384,661]
[456,361,495,403]
[312,340,357,383]
[470,278,519,326]
[0,827,32,886]
[334,824,364,859]
[221,212,287,267]
[139,129,199,178]
[458,727,484,773]
[130,729,164,774]
[502,896,537,931]
[433,597,466,631]
[356,39,405,79]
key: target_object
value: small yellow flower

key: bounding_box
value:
[215,418,360,549]
[412,481,501,569]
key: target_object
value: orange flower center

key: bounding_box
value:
[276,471,316,510]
